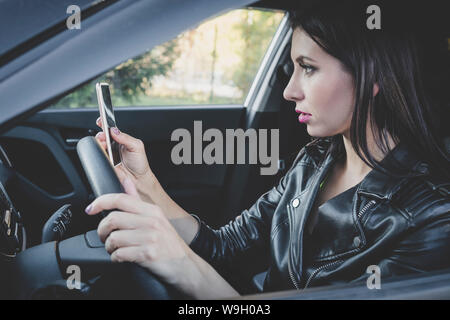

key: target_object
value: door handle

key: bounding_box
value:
[65,138,80,146]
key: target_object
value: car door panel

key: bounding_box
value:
[1,105,246,244]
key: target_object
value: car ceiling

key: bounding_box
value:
[0,0,255,133]
[0,0,102,58]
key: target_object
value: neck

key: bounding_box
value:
[341,133,372,178]
[340,127,396,179]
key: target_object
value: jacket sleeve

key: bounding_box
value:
[188,149,306,292]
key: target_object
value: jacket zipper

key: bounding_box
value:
[287,204,301,290]
[287,189,377,290]
[301,199,377,289]
[357,200,376,220]
[303,259,344,289]
[288,254,300,290]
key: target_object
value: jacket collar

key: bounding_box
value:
[304,138,429,201]
[303,137,335,168]
[357,142,428,200]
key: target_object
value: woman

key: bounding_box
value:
[86,1,449,298]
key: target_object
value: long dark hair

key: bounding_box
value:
[288,0,449,178]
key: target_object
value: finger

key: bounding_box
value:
[105,229,155,254]
[85,193,157,217]
[122,177,140,199]
[98,140,107,150]
[109,128,144,153]
[114,165,128,182]
[95,132,107,150]
[110,246,149,264]
[95,139,107,151]
[97,211,149,242]
[95,140,107,151]
[95,131,106,141]
[96,117,103,129]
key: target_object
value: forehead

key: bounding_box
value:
[290,28,325,60]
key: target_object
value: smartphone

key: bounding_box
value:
[96,83,121,166]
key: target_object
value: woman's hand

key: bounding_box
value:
[95,118,157,203]
[85,179,196,288]
[85,179,239,299]
[94,119,201,237]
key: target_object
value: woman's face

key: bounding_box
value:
[283,28,356,138]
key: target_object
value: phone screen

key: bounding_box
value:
[101,85,117,129]
[97,83,121,166]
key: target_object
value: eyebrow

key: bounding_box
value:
[293,55,317,63]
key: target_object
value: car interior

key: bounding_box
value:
[0,0,448,299]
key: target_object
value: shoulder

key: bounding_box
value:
[391,173,450,222]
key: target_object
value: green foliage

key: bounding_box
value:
[51,38,180,108]
[229,10,283,96]
[50,9,283,109]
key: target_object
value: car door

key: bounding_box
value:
[0,7,288,246]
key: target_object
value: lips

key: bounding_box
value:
[295,109,312,123]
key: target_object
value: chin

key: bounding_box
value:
[306,126,330,138]
[306,123,344,138]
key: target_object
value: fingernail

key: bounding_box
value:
[96,117,101,124]
[85,204,92,214]
[112,127,120,135]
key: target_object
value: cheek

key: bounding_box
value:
[311,71,353,112]
[307,70,355,133]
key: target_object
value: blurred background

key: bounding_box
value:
[51,8,284,108]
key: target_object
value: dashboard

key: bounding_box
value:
[0,144,26,258]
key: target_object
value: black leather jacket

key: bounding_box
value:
[189,139,450,294]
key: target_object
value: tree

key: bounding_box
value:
[52,38,180,108]
[229,10,283,97]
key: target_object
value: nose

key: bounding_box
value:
[283,73,304,102]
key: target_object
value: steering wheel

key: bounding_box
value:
[12,136,183,299]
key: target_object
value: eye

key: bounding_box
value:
[298,62,316,75]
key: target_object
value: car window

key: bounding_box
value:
[50,8,285,109]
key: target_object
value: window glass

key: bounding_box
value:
[50,8,285,109]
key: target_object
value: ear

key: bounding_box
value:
[373,83,379,97]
